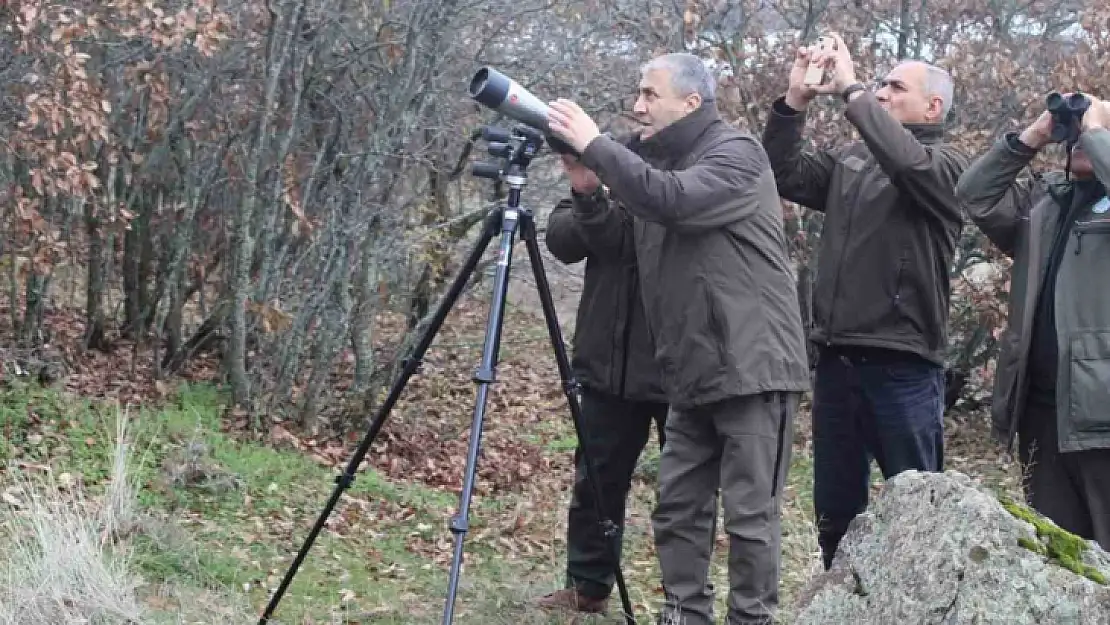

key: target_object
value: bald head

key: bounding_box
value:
[876,60,954,125]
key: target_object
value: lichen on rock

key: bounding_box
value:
[791,470,1110,625]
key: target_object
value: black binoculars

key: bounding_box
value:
[1046,91,1090,144]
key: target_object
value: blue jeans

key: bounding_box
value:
[811,346,945,569]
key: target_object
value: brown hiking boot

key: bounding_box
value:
[535,588,609,614]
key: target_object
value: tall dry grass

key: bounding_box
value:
[0,408,258,625]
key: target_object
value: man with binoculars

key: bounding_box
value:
[957,91,1110,551]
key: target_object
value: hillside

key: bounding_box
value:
[0,292,1022,624]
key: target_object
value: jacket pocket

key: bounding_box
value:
[665,277,724,399]
[705,282,730,367]
[1067,331,1110,433]
[888,251,926,338]
[1072,219,1110,256]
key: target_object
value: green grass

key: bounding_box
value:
[0,382,643,623]
[0,378,1020,624]
[0,379,826,624]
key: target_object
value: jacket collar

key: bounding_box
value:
[904,122,945,144]
[631,103,720,161]
[1044,174,1106,210]
[1075,178,1107,197]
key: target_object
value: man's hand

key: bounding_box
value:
[1019,110,1055,151]
[547,99,601,154]
[1082,96,1109,132]
[785,46,820,110]
[810,33,859,97]
[561,154,601,195]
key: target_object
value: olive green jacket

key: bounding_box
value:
[957,127,1110,452]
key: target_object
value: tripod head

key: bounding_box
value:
[470,123,547,191]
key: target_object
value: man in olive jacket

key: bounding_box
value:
[761,34,969,570]
[535,151,670,614]
[548,52,810,625]
[957,95,1110,550]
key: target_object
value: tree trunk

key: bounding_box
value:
[84,198,109,352]
[122,197,145,340]
[898,0,912,59]
[227,0,306,409]
[21,273,48,347]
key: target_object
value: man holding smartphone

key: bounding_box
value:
[761,33,969,570]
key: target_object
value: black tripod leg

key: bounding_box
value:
[519,213,637,625]
[442,207,520,624]
[258,209,501,625]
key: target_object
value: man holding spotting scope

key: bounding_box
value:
[546,52,810,625]
[957,91,1110,551]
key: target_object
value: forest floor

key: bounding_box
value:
[0,288,1024,624]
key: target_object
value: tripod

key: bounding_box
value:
[258,124,637,625]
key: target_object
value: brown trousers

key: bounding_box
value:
[652,391,799,625]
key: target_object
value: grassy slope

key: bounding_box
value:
[0,304,1023,624]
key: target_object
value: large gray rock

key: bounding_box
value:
[793,470,1110,624]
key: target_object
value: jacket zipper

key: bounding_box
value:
[1006,198,1082,450]
[1072,220,1110,255]
[893,257,906,311]
[824,172,861,345]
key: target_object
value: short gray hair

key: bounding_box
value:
[922,64,955,119]
[641,52,716,102]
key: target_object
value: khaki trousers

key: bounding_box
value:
[652,391,798,625]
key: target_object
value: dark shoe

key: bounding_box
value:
[535,588,608,613]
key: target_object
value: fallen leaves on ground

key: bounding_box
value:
[0,302,220,407]
[0,289,1024,623]
[253,298,576,500]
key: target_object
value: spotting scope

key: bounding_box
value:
[468,67,578,155]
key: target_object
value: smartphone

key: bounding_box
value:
[804,36,838,86]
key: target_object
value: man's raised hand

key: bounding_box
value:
[561,154,601,195]
[1082,95,1110,133]
[785,46,820,109]
[547,99,602,155]
[810,33,859,96]
[1019,110,1055,150]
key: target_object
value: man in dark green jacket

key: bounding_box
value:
[535,149,670,614]
[957,95,1110,550]
[548,52,810,625]
[760,33,969,570]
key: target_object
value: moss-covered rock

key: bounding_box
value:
[1001,497,1108,585]
[793,470,1110,625]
